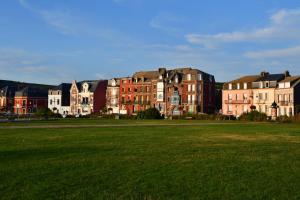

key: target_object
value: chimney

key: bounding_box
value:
[284,70,290,77]
[260,71,269,77]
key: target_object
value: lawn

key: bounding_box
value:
[0,122,300,199]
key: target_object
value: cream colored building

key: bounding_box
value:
[252,72,287,116]
[275,76,300,116]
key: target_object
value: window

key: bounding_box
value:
[237,83,240,90]
[264,93,268,100]
[192,84,196,92]
[228,83,232,90]
[244,83,247,89]
[187,74,191,81]
[22,100,26,106]
[50,99,53,105]
[57,99,60,105]
[188,84,191,92]
[188,95,191,103]
[198,74,202,81]
[228,94,232,100]
[266,82,269,88]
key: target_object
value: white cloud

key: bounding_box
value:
[185,8,300,47]
[244,45,300,58]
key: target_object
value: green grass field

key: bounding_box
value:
[0,121,300,199]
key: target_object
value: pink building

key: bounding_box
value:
[222,75,260,117]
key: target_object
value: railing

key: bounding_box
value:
[279,101,292,106]
[225,99,250,104]
[182,101,198,105]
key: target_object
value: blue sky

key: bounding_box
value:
[1,0,300,84]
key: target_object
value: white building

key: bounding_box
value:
[48,83,71,116]
[106,78,120,114]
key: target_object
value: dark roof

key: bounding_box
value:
[53,83,72,91]
[15,87,48,97]
[0,86,17,98]
[255,74,285,82]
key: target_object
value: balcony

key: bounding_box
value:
[225,99,250,104]
[134,101,151,105]
[279,101,292,106]
[182,101,198,105]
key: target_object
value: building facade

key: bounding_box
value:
[48,83,72,116]
[106,78,120,114]
[14,87,49,115]
[0,86,17,113]
[119,67,216,116]
[275,76,300,116]
[70,80,107,116]
[222,75,260,117]
[222,71,300,117]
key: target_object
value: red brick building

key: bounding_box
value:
[119,67,215,116]
[14,87,49,115]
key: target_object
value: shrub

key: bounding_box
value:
[239,111,268,122]
[277,115,292,123]
[137,108,163,120]
[293,114,300,122]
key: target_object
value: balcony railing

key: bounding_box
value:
[225,99,250,104]
[182,100,198,105]
[279,101,292,106]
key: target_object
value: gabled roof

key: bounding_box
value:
[226,75,260,84]
[279,76,300,83]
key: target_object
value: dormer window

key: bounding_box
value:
[244,83,247,89]
[187,74,191,81]
[159,75,163,79]
[265,82,269,88]
[228,83,232,90]
[175,76,178,83]
[237,83,240,90]
[198,74,202,81]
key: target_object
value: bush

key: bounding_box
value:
[119,114,137,120]
[293,114,300,122]
[35,108,62,119]
[239,111,268,122]
[137,108,163,120]
[277,115,292,123]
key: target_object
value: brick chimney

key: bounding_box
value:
[284,70,290,77]
[260,71,269,77]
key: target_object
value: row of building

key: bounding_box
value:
[1,67,299,118]
[0,67,215,117]
[222,71,300,117]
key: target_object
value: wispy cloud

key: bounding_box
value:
[149,12,185,34]
[185,8,300,47]
[244,45,300,58]
[18,0,133,44]
[0,48,75,84]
